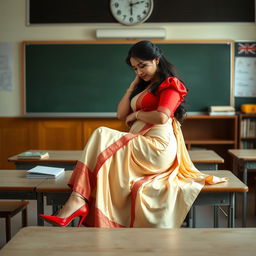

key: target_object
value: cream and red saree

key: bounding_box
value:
[68,78,227,228]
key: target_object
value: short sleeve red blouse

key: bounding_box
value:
[135,77,187,117]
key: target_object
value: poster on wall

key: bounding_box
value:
[0,42,13,91]
[234,41,256,97]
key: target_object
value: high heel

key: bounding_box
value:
[39,204,89,227]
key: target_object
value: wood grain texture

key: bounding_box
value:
[1,227,255,255]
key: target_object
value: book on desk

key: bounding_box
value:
[208,105,235,116]
[17,151,49,159]
[26,165,64,179]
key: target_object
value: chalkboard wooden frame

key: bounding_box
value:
[22,40,234,117]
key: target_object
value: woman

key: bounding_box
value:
[39,40,227,228]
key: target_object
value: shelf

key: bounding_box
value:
[186,115,237,120]
[240,114,256,117]
[238,113,256,149]
[186,140,236,145]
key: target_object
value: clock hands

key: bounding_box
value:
[129,0,133,16]
[133,1,145,5]
[129,0,145,15]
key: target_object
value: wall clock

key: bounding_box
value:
[110,0,154,26]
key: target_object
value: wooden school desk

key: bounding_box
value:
[36,170,248,228]
[0,170,44,202]
[8,149,223,171]
[228,149,256,227]
[188,149,224,170]
[0,227,255,256]
[8,150,82,170]
[36,171,73,226]
[0,170,45,226]
[187,150,224,227]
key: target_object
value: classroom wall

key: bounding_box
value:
[0,0,256,117]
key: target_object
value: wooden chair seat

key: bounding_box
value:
[0,201,29,243]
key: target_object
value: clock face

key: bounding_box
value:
[110,0,154,26]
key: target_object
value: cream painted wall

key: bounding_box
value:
[0,0,255,116]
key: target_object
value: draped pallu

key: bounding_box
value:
[68,77,227,228]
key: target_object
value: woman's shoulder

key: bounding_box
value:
[157,77,187,96]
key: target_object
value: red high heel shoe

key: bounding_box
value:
[39,204,89,227]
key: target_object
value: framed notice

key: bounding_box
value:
[234,41,256,97]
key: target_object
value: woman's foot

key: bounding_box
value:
[39,192,89,227]
[57,192,86,218]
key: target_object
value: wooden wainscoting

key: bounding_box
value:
[0,116,237,169]
[82,118,128,142]
[0,118,38,169]
[37,119,84,150]
[0,117,128,169]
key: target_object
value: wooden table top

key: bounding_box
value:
[8,150,82,163]
[228,149,256,161]
[36,170,248,193]
[8,149,224,164]
[188,150,224,163]
[0,227,255,256]
[0,170,45,191]
[36,171,73,193]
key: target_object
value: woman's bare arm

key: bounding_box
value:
[117,76,140,121]
[125,110,168,127]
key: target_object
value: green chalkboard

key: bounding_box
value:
[24,41,233,116]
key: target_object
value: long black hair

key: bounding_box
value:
[126,40,187,123]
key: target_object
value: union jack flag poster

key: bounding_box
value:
[235,42,256,57]
[234,41,256,97]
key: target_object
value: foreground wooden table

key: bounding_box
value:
[36,170,248,227]
[228,149,256,227]
[0,227,255,256]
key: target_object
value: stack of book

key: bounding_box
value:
[26,165,65,179]
[17,151,49,159]
[241,118,256,138]
[208,106,235,116]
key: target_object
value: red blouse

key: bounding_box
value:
[135,77,187,117]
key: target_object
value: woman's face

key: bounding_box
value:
[130,57,159,82]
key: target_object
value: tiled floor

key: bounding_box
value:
[0,189,255,248]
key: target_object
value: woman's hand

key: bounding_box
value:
[117,76,141,121]
[125,112,137,127]
[132,75,141,85]
[128,75,140,92]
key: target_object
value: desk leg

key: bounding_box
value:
[232,158,238,176]
[228,192,235,228]
[213,163,219,228]
[187,206,195,228]
[192,206,196,228]
[213,206,219,228]
[242,166,247,227]
[37,192,44,226]
[232,158,238,219]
